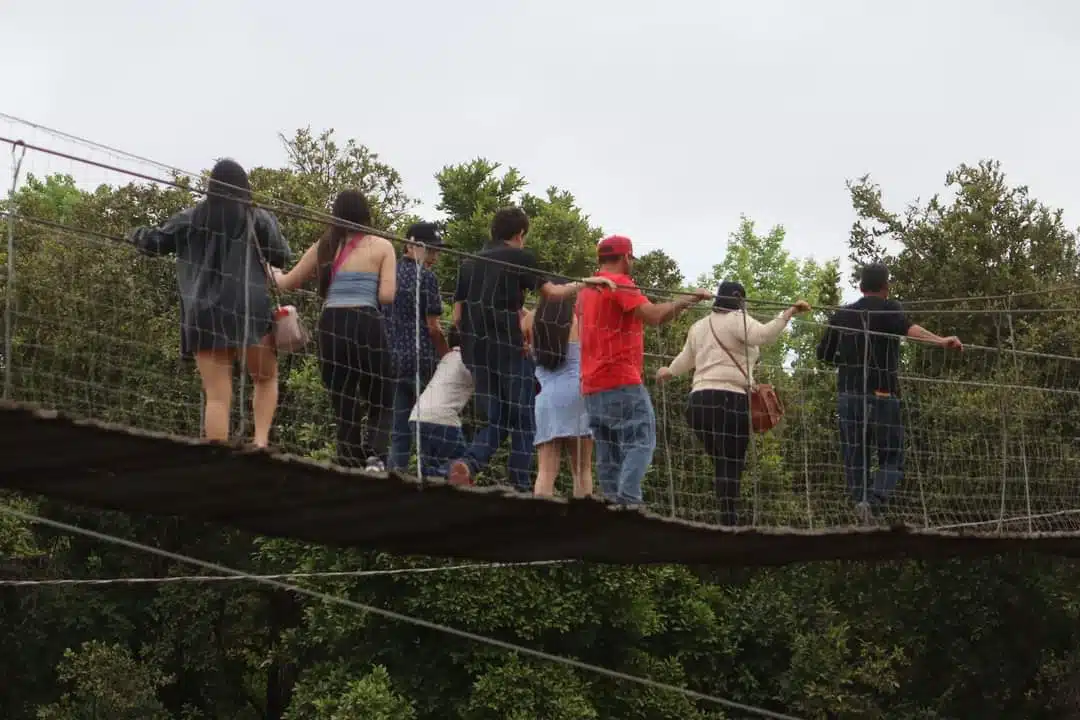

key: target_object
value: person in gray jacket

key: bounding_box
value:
[127,158,292,448]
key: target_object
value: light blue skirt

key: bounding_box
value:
[534,343,592,445]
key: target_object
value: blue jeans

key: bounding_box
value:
[409,421,467,478]
[461,354,537,492]
[838,392,904,509]
[388,376,429,472]
[584,384,656,504]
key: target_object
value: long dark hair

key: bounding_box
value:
[316,190,372,299]
[533,294,575,371]
[193,158,251,237]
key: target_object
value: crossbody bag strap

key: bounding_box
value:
[707,316,751,384]
[246,208,282,305]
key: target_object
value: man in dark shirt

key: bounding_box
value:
[448,207,613,491]
[817,263,962,522]
[385,222,449,473]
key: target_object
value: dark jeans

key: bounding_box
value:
[460,353,536,492]
[584,383,656,504]
[387,370,433,472]
[410,421,467,478]
[317,307,392,467]
[686,389,750,526]
[838,392,904,510]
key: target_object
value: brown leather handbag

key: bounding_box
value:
[708,317,785,433]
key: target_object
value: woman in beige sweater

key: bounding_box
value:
[657,281,810,526]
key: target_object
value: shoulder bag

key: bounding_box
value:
[707,316,784,433]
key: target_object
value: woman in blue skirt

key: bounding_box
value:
[524,294,593,498]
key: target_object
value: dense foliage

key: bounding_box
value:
[3,129,1080,718]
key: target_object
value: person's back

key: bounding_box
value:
[657,282,808,526]
[576,234,712,505]
[817,262,962,523]
[386,225,445,380]
[533,302,583,386]
[272,189,396,471]
[127,158,291,449]
[447,207,547,491]
[412,347,473,427]
[410,344,474,477]
[535,334,583,387]
[448,207,619,490]
[131,170,291,356]
[324,232,393,310]
[456,242,542,368]
[577,269,646,395]
[384,223,448,472]
[822,294,910,397]
[673,307,791,394]
[530,302,593,498]
[175,202,287,319]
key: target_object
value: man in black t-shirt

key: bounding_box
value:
[448,207,613,491]
[817,263,962,522]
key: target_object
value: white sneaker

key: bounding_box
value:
[364,457,386,473]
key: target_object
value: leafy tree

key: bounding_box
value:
[432,159,602,291]
[633,249,685,297]
[848,160,1080,352]
[697,216,838,365]
[35,641,170,720]
[520,187,604,280]
[432,159,527,289]
[7,128,1080,720]
[285,664,415,720]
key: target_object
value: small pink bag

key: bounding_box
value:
[270,304,309,354]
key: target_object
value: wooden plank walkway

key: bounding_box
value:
[2,401,1077,566]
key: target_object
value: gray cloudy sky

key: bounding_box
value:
[2,0,1078,293]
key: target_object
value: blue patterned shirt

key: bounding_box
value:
[386,257,443,379]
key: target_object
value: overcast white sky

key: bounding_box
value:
[2,0,1078,293]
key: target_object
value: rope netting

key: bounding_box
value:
[3,114,1080,536]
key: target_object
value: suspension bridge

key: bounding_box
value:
[4,115,1080,567]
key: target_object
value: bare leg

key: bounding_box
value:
[534,442,561,497]
[194,349,235,442]
[567,436,594,498]
[244,337,279,448]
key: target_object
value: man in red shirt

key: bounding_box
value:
[577,235,712,504]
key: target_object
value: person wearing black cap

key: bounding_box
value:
[384,222,450,473]
[657,281,810,526]
[816,262,962,523]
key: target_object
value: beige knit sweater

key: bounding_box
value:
[666,310,790,394]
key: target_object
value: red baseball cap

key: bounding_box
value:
[597,235,635,259]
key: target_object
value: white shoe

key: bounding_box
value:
[364,457,386,473]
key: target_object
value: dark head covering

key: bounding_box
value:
[713,280,746,312]
[405,221,444,247]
